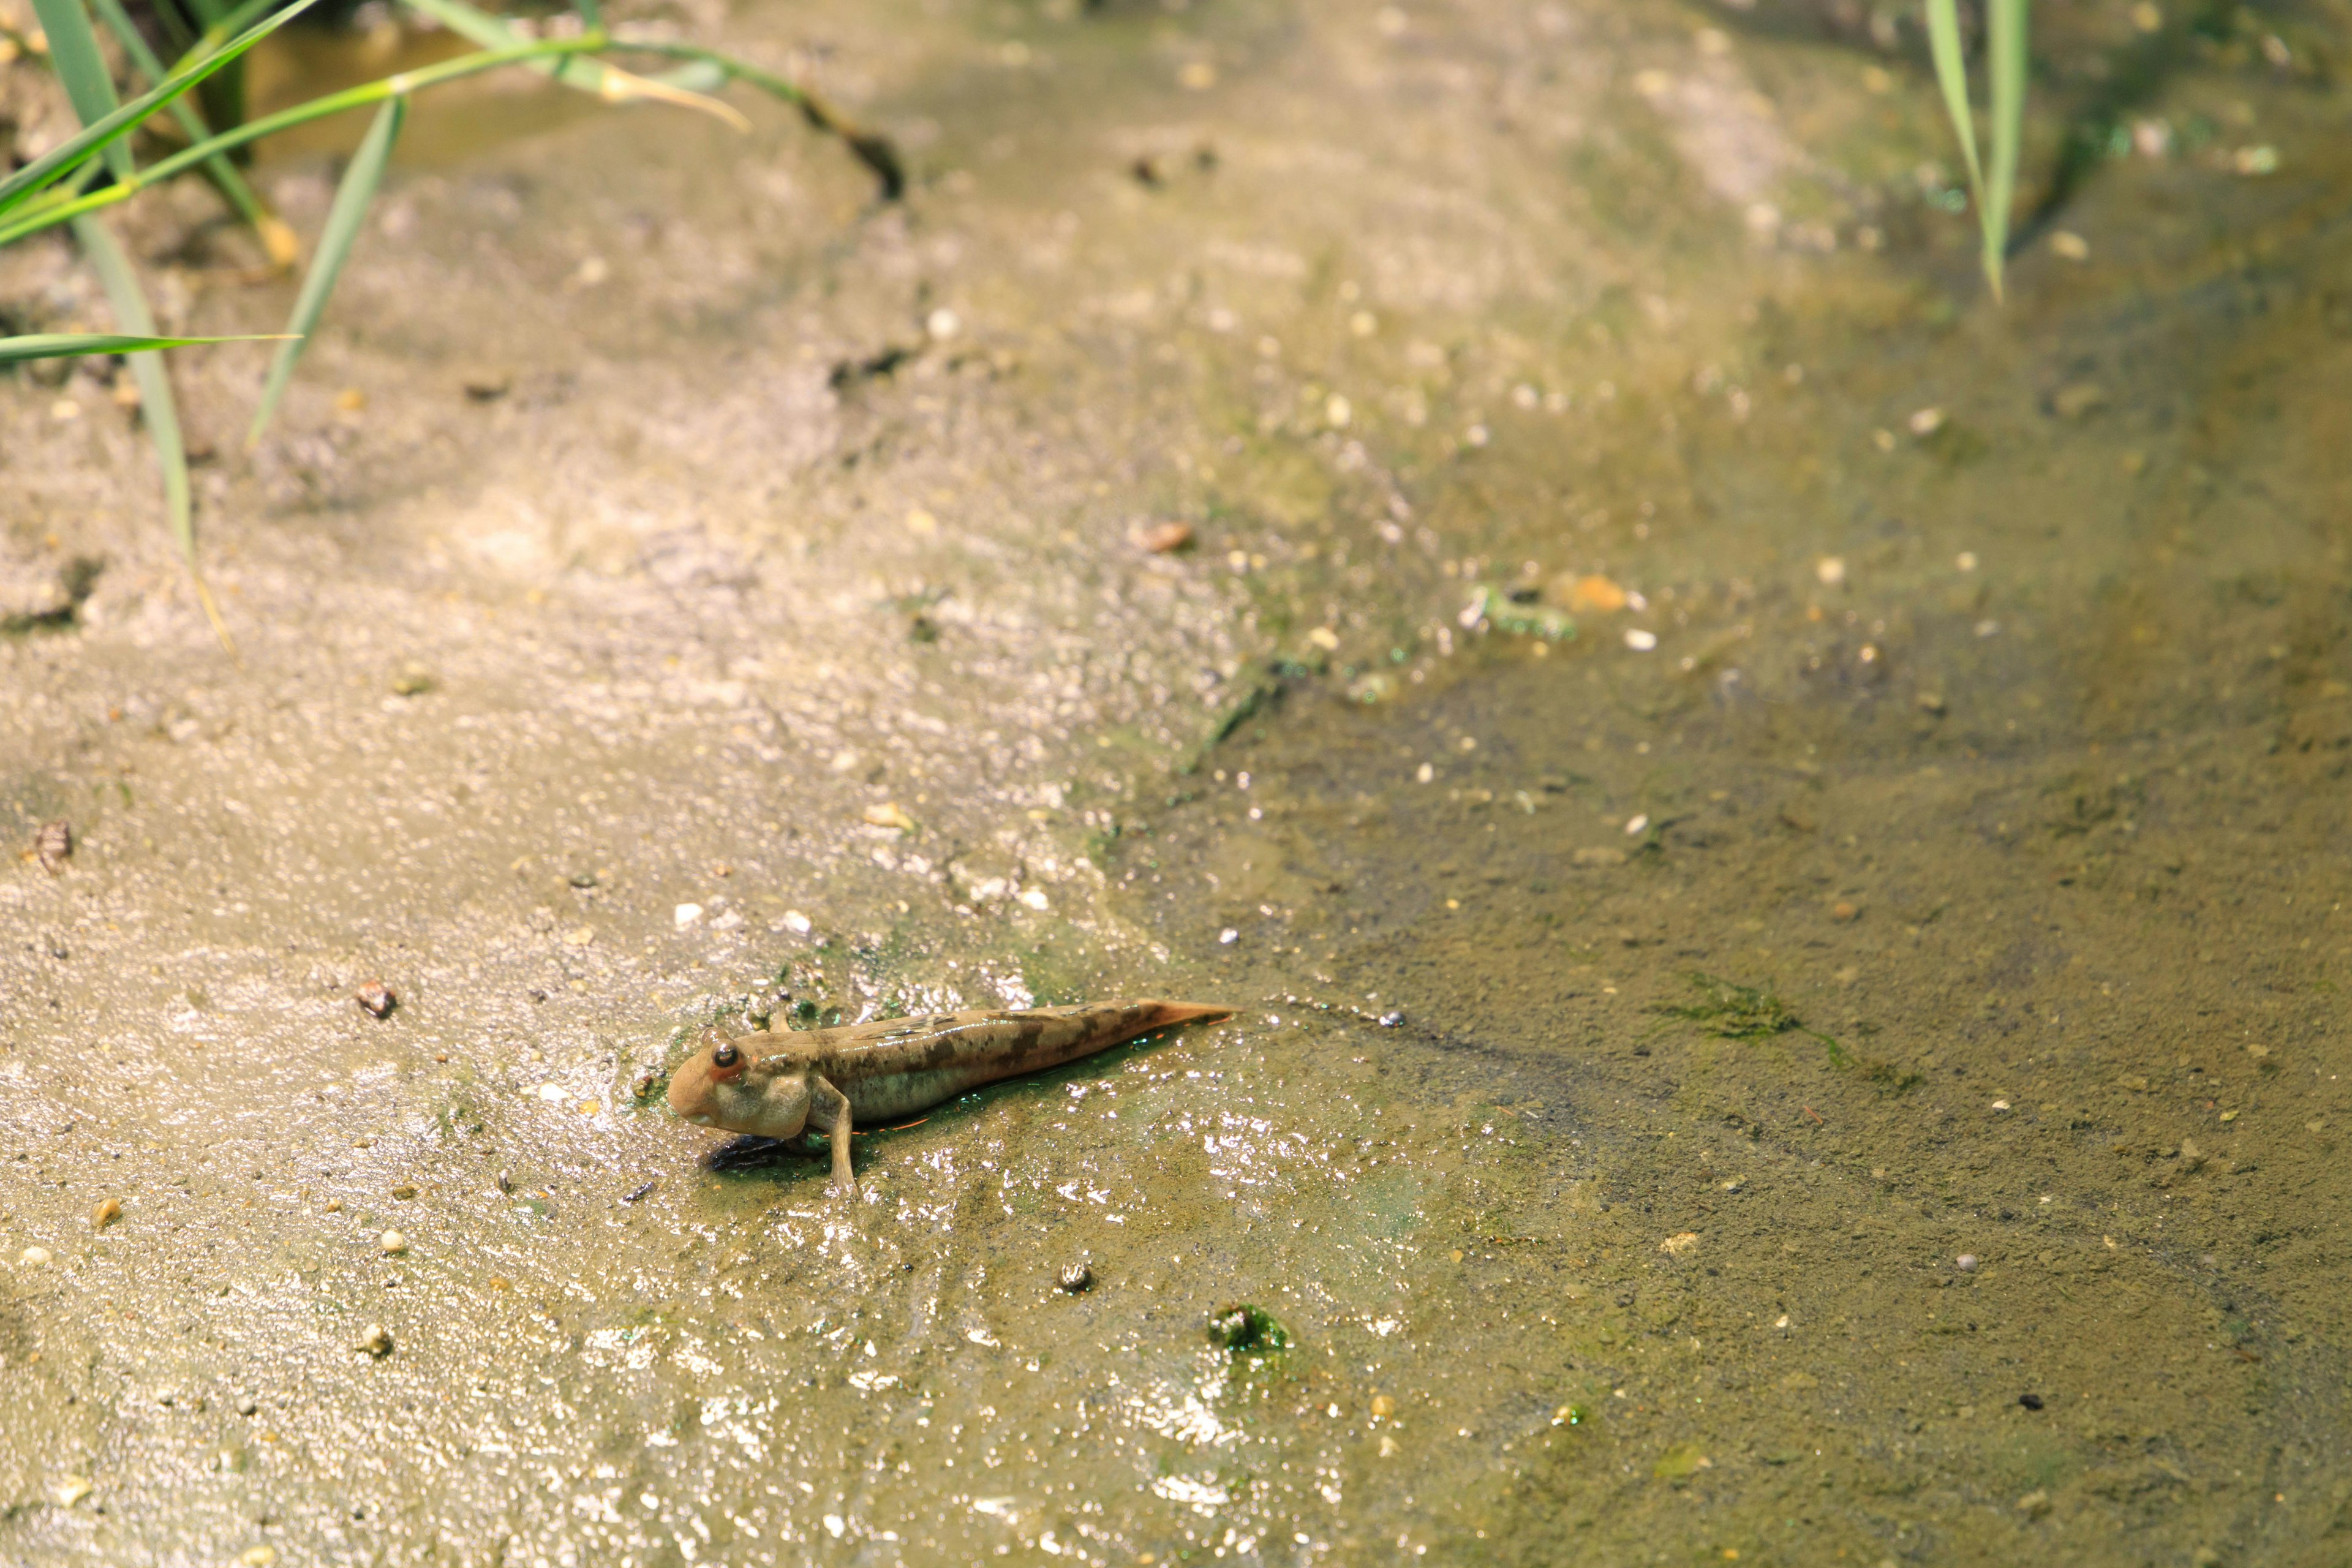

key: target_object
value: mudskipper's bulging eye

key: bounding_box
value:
[712,1042,740,1069]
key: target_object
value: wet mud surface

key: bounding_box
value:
[5,0,2352,1562]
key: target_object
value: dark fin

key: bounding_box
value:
[1131,1000,1234,1030]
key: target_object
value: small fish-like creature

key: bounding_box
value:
[667,1000,1229,1193]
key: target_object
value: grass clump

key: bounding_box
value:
[4,0,898,649]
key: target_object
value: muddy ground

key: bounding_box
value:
[5,0,2352,1562]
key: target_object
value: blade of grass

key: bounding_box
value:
[1921,0,1986,209]
[87,0,298,266]
[248,95,402,447]
[71,213,235,654]
[29,0,133,182]
[0,0,320,219]
[1984,0,2028,300]
[1,330,291,362]
[391,0,742,126]
[612,37,904,198]
[0,36,611,244]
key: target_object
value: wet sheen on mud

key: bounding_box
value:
[5,0,2352,1563]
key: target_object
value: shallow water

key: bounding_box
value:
[5,0,2351,1562]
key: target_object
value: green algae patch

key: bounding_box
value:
[1206,1303,1291,1354]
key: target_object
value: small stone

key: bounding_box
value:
[2018,1392,2045,1411]
[19,1246,53,1265]
[391,1185,417,1200]
[1057,1262,1093,1294]
[862,802,917,832]
[1831,900,1859,922]
[1815,556,1848,586]
[1136,521,1194,554]
[673,903,703,929]
[1377,1009,1405,1028]
[239,1546,277,1567]
[2050,231,2090,262]
[1623,628,1659,652]
[238,1398,258,1415]
[1370,1393,1396,1418]
[355,982,396,1019]
[91,1197,122,1231]
[1916,692,1947,715]
[2052,382,2106,420]
[322,1199,342,1213]
[1955,1253,1979,1272]
[356,1324,394,1358]
[390,664,435,697]
[1906,407,1945,437]
[2017,1488,2051,1517]
[378,1229,407,1255]
[53,1474,92,1507]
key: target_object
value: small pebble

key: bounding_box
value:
[1058,1262,1093,1294]
[1623,628,1659,652]
[355,982,396,1019]
[2018,1392,2045,1411]
[91,1197,121,1231]
[1136,521,1194,554]
[378,1229,407,1255]
[19,1246,53,1265]
[1815,556,1848,586]
[323,1199,342,1213]
[53,1474,92,1507]
[355,1324,394,1359]
[1378,1010,1405,1027]
[1831,900,1859,921]
[622,1181,654,1204]
[34,819,72,875]
[1370,1393,1396,1417]
[239,1544,276,1566]
[391,1185,416,1200]
[1956,1253,1979,1272]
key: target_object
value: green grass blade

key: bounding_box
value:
[248,96,403,448]
[29,0,132,182]
[1984,0,2028,300]
[87,0,296,265]
[396,0,601,91]
[614,38,905,198]
[70,213,234,652]
[0,330,291,363]
[0,0,320,219]
[1921,0,1986,206]
[0,36,610,245]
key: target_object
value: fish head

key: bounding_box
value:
[666,1034,812,1139]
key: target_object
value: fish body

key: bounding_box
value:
[666,1000,1230,1190]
